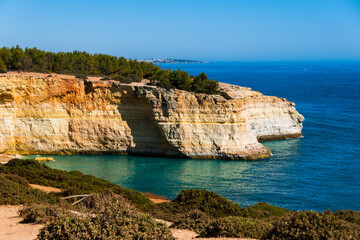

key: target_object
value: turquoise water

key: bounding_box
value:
[39,62,359,212]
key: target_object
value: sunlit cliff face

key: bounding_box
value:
[0,73,303,160]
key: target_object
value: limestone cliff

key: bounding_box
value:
[218,83,304,141]
[0,73,304,160]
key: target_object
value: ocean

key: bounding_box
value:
[44,62,360,211]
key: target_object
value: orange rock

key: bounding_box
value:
[0,72,303,160]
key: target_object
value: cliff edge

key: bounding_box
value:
[0,73,304,160]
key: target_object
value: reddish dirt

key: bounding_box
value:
[29,184,62,193]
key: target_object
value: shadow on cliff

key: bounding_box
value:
[117,87,185,158]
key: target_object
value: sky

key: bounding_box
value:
[0,0,360,61]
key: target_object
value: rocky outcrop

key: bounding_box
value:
[0,73,304,160]
[218,83,304,141]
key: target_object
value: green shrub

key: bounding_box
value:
[0,159,153,211]
[0,68,7,73]
[19,204,72,224]
[79,193,137,215]
[113,74,141,83]
[37,216,103,240]
[171,209,212,233]
[38,214,174,240]
[172,209,272,239]
[220,91,232,100]
[0,176,59,205]
[0,173,29,186]
[200,216,272,239]
[243,202,292,219]
[126,74,142,83]
[101,76,111,80]
[335,209,360,225]
[75,74,88,80]
[37,194,174,240]
[154,189,245,220]
[263,210,360,240]
[152,189,292,222]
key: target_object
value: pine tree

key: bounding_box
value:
[0,58,6,73]
[0,46,220,94]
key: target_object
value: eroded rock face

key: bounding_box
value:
[218,83,305,141]
[0,73,304,160]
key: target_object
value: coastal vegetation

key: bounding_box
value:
[21,195,174,240]
[1,159,359,239]
[0,46,220,94]
[0,159,153,211]
[0,175,59,205]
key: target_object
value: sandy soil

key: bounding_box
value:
[29,184,62,193]
[0,206,42,240]
[141,192,171,204]
[149,198,171,204]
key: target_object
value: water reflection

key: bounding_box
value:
[28,138,303,208]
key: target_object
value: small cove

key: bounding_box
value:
[27,62,360,212]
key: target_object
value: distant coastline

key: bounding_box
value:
[139,58,209,64]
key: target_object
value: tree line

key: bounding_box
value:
[0,46,219,94]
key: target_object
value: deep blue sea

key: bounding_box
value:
[41,62,360,212]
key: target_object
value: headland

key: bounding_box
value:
[0,72,304,160]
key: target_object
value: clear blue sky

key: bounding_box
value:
[0,0,360,61]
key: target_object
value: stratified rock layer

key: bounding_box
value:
[218,83,304,141]
[0,73,304,160]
